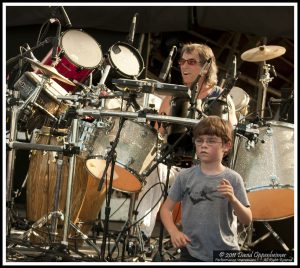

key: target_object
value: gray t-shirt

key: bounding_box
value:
[168,165,250,261]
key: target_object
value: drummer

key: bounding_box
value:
[136,43,238,242]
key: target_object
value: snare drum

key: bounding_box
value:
[41,29,103,91]
[14,72,70,132]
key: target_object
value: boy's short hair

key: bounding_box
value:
[193,115,233,144]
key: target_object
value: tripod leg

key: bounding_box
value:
[263,222,290,251]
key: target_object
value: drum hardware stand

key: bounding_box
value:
[241,221,290,251]
[99,116,127,261]
[6,88,22,235]
[7,108,101,257]
[6,76,49,235]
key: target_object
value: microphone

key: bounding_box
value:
[159,46,177,82]
[50,18,61,64]
[199,57,212,76]
[59,6,72,28]
[128,13,138,45]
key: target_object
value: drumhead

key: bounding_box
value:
[61,29,103,69]
[229,87,249,112]
[108,42,144,78]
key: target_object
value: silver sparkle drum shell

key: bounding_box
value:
[233,121,294,221]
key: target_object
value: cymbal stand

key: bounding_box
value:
[258,62,274,118]
[99,116,126,261]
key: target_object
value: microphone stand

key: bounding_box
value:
[6,38,52,67]
[100,116,126,261]
[187,59,212,119]
[142,130,193,262]
[203,73,239,117]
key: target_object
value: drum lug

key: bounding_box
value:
[126,157,135,166]
[266,126,273,136]
[270,175,279,188]
[141,130,148,138]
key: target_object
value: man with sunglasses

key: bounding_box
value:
[136,43,238,254]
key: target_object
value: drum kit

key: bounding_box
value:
[6,16,294,261]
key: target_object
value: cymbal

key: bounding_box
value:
[241,45,286,62]
[24,58,76,86]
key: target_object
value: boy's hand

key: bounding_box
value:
[217,178,236,203]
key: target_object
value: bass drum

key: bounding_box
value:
[233,121,294,221]
[26,127,89,243]
[41,29,103,91]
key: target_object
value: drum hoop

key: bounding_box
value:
[85,156,143,183]
[60,29,103,69]
[247,184,294,192]
[108,41,145,78]
[266,120,294,129]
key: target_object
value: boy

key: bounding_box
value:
[160,116,252,262]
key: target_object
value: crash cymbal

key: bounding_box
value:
[24,57,75,86]
[241,45,286,62]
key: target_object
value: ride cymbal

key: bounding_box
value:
[241,45,286,62]
[24,57,76,86]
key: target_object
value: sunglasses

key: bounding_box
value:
[178,58,201,66]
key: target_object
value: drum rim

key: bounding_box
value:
[85,157,143,184]
[60,28,103,69]
[266,120,294,129]
[246,184,294,192]
[108,41,145,78]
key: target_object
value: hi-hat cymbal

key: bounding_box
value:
[241,45,286,62]
[24,57,75,86]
